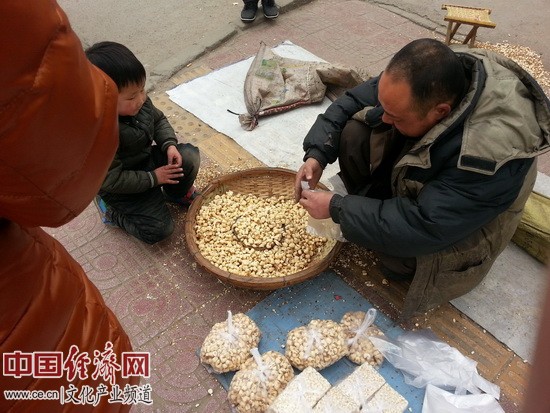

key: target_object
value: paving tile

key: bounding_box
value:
[168,65,211,88]
[130,312,231,412]
[331,243,409,320]
[538,152,550,175]
[427,309,514,381]
[497,354,531,412]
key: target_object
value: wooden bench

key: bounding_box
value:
[442,4,496,47]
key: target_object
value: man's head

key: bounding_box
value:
[86,41,147,116]
[379,38,467,137]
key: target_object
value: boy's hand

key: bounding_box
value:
[167,145,182,167]
[153,164,183,185]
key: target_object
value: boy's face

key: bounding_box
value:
[117,82,146,117]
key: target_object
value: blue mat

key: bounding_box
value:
[216,271,425,412]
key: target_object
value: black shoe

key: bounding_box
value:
[241,2,258,22]
[261,0,279,19]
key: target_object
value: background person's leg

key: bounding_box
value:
[261,0,279,19]
[241,0,258,22]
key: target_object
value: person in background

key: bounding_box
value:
[86,41,201,245]
[295,38,550,319]
[0,1,137,411]
[241,0,279,22]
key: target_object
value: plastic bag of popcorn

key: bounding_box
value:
[285,319,347,371]
[200,310,261,373]
[341,309,385,366]
[228,348,294,413]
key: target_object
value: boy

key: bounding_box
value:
[86,41,200,244]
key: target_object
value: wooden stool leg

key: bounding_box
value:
[463,26,479,47]
[445,21,453,44]
[449,22,461,44]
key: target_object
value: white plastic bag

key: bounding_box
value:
[369,330,500,398]
[422,384,504,413]
[301,181,347,242]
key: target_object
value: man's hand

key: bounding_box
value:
[153,164,183,185]
[299,189,333,219]
[167,145,182,167]
[294,158,323,202]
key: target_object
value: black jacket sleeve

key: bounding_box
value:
[100,152,155,194]
[152,104,178,152]
[101,99,174,194]
[329,157,534,257]
[303,77,381,168]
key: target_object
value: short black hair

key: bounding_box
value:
[85,41,146,90]
[385,38,466,114]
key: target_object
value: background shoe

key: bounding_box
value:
[241,2,258,22]
[261,0,279,19]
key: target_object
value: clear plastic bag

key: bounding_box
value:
[228,348,294,413]
[422,384,504,413]
[200,310,261,373]
[369,330,500,399]
[341,308,385,366]
[301,181,347,242]
[285,319,348,370]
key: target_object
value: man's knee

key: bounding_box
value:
[376,252,416,279]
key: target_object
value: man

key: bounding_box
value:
[295,38,550,318]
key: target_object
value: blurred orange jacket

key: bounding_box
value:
[0,1,137,412]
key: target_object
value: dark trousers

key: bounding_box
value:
[102,143,200,244]
[338,119,416,277]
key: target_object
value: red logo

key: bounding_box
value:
[3,351,33,378]
[34,352,63,378]
[63,345,91,382]
[121,352,150,378]
[2,343,150,382]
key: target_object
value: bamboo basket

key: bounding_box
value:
[185,167,342,289]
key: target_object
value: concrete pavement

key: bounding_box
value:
[59,0,549,88]
[57,0,311,90]
[367,0,550,69]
